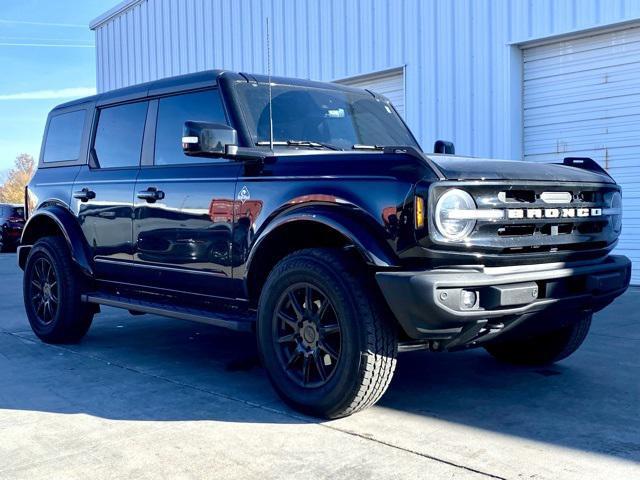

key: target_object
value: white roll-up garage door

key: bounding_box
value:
[523,26,640,284]
[335,68,405,118]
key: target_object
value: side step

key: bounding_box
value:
[82,293,255,332]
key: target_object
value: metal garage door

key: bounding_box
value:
[523,26,640,284]
[335,68,405,117]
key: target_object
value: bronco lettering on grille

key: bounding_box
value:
[507,208,603,220]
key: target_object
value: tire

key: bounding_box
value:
[257,248,397,419]
[23,236,94,344]
[484,312,592,366]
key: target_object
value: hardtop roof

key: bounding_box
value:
[51,70,377,112]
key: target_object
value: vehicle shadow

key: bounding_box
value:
[380,347,640,463]
[1,297,639,464]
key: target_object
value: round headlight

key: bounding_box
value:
[609,191,623,234]
[434,189,476,241]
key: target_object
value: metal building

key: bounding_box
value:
[91,0,640,283]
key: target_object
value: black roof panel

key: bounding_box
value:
[51,69,376,113]
[53,69,226,111]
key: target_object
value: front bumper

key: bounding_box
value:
[376,255,631,344]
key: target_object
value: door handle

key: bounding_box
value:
[73,187,96,202]
[137,187,165,203]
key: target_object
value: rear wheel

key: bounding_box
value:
[484,312,592,366]
[23,236,94,344]
[257,248,397,419]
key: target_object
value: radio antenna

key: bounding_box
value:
[266,17,274,152]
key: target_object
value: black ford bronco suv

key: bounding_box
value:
[20,70,630,418]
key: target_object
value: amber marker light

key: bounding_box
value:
[415,196,425,229]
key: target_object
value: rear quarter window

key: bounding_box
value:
[43,110,86,163]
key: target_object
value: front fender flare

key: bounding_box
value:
[246,206,399,273]
[20,206,93,276]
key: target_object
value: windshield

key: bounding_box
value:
[235,83,419,150]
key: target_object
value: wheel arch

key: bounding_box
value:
[244,207,398,304]
[19,206,93,277]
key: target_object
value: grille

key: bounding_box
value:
[428,182,621,255]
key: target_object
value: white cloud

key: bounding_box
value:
[0,42,94,48]
[0,19,86,28]
[0,87,96,101]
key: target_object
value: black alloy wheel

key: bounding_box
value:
[273,282,342,388]
[29,256,59,325]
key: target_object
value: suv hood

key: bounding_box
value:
[426,155,615,184]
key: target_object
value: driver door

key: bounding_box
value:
[132,89,242,298]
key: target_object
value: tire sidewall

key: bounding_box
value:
[23,239,73,338]
[257,255,366,414]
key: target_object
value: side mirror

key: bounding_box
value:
[434,140,455,155]
[182,121,238,157]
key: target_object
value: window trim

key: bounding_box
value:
[53,85,235,171]
[38,103,95,169]
[140,99,158,167]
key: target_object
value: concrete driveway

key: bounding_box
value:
[0,253,638,479]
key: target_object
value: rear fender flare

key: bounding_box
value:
[20,205,93,276]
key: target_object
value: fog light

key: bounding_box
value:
[460,290,478,309]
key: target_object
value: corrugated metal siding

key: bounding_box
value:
[92,0,640,161]
[523,26,640,283]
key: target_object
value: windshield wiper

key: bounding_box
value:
[257,140,342,151]
[352,144,384,151]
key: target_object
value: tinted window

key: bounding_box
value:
[94,101,148,168]
[43,110,86,163]
[154,90,227,165]
[235,83,418,150]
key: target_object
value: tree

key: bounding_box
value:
[0,154,35,204]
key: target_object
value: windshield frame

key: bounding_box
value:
[231,81,421,152]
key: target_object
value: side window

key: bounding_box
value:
[154,89,228,165]
[43,110,86,163]
[94,101,148,169]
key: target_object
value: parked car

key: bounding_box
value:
[18,70,630,418]
[0,204,25,252]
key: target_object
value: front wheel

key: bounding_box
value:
[484,312,592,366]
[257,248,397,419]
[23,236,94,344]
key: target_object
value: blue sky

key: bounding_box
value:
[0,0,118,171]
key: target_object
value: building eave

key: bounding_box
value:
[90,0,144,30]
